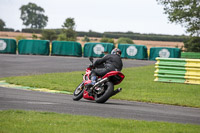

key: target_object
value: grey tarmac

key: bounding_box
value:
[0,54,200,125]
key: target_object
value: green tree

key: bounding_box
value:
[62,18,75,30]
[184,37,200,52]
[20,2,48,29]
[0,19,5,31]
[117,37,134,44]
[157,0,200,36]
[59,18,77,41]
[41,29,57,42]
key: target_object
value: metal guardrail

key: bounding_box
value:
[154,57,200,85]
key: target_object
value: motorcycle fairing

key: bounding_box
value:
[102,71,125,85]
[83,90,95,100]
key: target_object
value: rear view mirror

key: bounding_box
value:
[89,57,94,63]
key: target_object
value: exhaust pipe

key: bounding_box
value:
[112,88,122,96]
[91,78,109,89]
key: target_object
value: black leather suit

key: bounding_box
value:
[91,54,123,77]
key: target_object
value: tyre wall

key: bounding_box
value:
[84,42,114,57]
[154,58,200,84]
[118,44,148,60]
[0,38,16,54]
[149,47,181,60]
[51,41,82,57]
[18,40,50,55]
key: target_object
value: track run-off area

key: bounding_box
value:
[0,54,200,125]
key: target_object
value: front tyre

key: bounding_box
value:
[73,82,85,101]
[95,82,114,103]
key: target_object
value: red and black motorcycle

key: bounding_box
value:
[73,57,125,103]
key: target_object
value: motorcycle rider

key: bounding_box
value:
[89,48,123,86]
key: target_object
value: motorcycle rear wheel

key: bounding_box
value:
[73,82,85,101]
[95,81,114,103]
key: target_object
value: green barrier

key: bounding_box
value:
[154,57,200,84]
[181,52,200,59]
[51,41,82,57]
[84,43,114,57]
[0,38,16,54]
[18,40,50,55]
[150,47,181,60]
[118,44,148,60]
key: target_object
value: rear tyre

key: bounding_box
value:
[73,82,85,101]
[95,82,114,103]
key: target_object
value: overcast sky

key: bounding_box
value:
[0,0,187,35]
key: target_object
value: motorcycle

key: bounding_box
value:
[73,57,125,103]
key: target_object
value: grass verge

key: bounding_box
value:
[0,110,200,133]
[1,65,200,107]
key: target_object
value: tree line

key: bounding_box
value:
[18,28,188,42]
[78,31,188,42]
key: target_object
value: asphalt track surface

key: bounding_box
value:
[1,54,200,125]
[0,54,155,77]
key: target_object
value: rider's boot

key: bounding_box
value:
[91,76,97,86]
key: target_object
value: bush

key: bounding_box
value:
[32,34,38,40]
[64,29,77,41]
[184,37,200,52]
[100,37,115,44]
[117,37,134,44]
[57,33,67,41]
[82,35,90,42]
[41,29,57,42]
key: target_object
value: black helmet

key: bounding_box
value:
[111,48,121,56]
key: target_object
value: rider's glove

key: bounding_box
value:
[89,64,94,68]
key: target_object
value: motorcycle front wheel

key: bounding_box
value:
[73,82,85,101]
[95,81,114,103]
